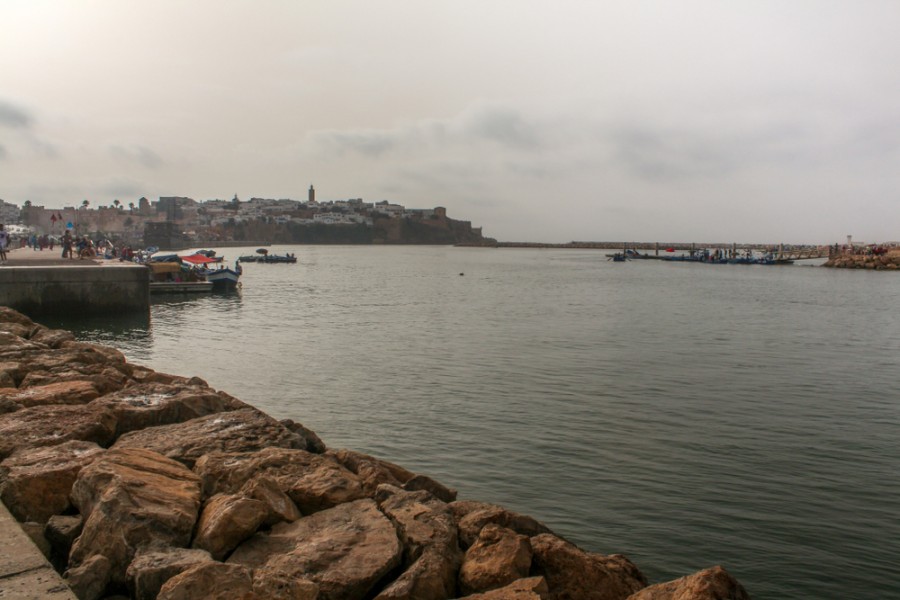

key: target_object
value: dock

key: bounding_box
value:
[0,248,149,317]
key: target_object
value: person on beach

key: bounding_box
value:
[0,224,9,264]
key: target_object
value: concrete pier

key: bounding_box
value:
[0,248,149,317]
[0,502,77,599]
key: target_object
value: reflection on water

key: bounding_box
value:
[38,311,154,360]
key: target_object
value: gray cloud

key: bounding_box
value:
[0,144,6,160]
[109,145,164,169]
[0,100,32,129]
[460,107,540,149]
[101,177,146,198]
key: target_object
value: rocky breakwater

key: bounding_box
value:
[0,306,750,600]
[824,251,900,270]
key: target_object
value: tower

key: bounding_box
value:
[308,185,315,204]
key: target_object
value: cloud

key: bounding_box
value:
[100,177,146,198]
[307,104,544,159]
[109,145,164,169]
[0,144,6,160]
[0,99,32,129]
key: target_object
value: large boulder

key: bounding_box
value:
[239,475,302,526]
[125,547,215,600]
[0,380,100,408]
[450,501,556,548]
[0,440,105,522]
[228,498,402,600]
[326,448,415,495]
[530,534,646,600]
[28,325,77,348]
[156,562,255,600]
[68,448,202,588]
[0,403,117,459]
[192,493,269,560]
[20,365,129,395]
[0,306,35,327]
[625,566,750,600]
[194,446,366,513]
[457,577,550,600]
[459,524,533,595]
[93,382,247,437]
[374,485,462,600]
[112,408,311,468]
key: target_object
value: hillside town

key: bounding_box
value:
[0,187,493,248]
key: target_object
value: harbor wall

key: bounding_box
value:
[0,265,149,317]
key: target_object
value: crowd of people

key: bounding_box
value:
[0,226,142,262]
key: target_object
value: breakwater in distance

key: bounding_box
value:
[0,306,748,600]
[460,241,828,252]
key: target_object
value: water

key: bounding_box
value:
[51,246,900,599]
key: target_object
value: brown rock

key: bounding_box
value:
[326,448,415,495]
[239,475,302,526]
[125,547,214,600]
[112,408,311,468]
[20,365,129,395]
[129,365,207,387]
[530,533,646,600]
[374,485,462,600]
[228,498,402,600]
[457,577,550,600]
[28,326,77,348]
[0,331,45,361]
[0,322,35,339]
[0,403,117,460]
[626,566,749,600]
[280,418,327,453]
[194,446,366,513]
[0,380,100,408]
[251,569,319,599]
[1,362,24,389]
[44,515,83,566]
[66,553,112,600]
[403,473,457,503]
[156,562,255,600]
[68,448,202,587]
[0,306,36,327]
[94,382,245,437]
[192,493,269,560]
[0,396,19,413]
[0,440,105,522]
[459,524,533,595]
[450,501,555,548]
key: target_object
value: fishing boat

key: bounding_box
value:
[147,253,241,293]
[180,253,242,291]
[238,249,297,263]
[147,261,214,294]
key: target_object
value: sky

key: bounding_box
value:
[1,1,899,244]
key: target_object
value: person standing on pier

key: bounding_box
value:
[0,224,8,265]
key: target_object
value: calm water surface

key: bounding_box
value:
[56,246,900,599]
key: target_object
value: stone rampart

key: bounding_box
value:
[0,306,750,600]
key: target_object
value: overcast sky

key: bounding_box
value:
[2,1,898,243]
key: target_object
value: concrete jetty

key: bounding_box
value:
[0,501,77,599]
[0,248,149,317]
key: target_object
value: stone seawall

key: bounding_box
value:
[0,264,149,317]
[0,306,750,600]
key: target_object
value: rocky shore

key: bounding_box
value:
[824,252,900,270]
[0,306,750,600]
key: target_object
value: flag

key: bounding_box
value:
[50,213,57,222]
[666,248,675,252]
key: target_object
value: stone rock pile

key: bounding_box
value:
[824,253,900,269]
[0,306,751,600]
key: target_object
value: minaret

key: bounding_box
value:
[308,185,315,203]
